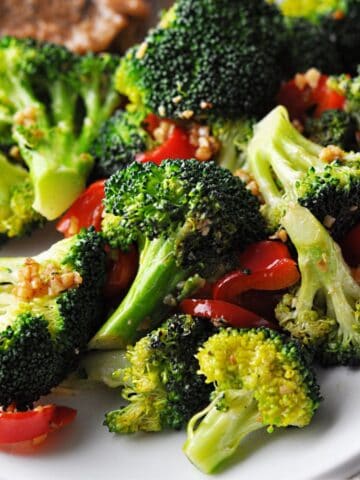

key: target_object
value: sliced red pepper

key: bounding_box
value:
[277,74,346,121]
[214,258,300,303]
[105,247,139,298]
[0,404,76,445]
[136,126,196,165]
[341,223,360,267]
[56,180,106,237]
[179,299,277,330]
[238,240,292,272]
[143,113,161,134]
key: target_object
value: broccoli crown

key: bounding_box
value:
[297,157,360,239]
[104,159,266,273]
[104,314,215,433]
[284,17,343,75]
[333,71,360,128]
[116,0,286,120]
[0,228,106,408]
[90,110,151,179]
[183,327,320,474]
[0,153,44,239]
[304,109,358,151]
[0,36,120,220]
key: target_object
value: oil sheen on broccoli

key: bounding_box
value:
[104,314,215,433]
[116,0,286,120]
[90,159,266,349]
[0,37,120,220]
[247,106,360,366]
[0,228,106,408]
[183,328,320,474]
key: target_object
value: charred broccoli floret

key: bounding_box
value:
[183,328,320,474]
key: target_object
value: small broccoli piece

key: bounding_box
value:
[0,37,120,220]
[117,0,286,120]
[247,106,360,366]
[90,160,266,349]
[0,228,106,408]
[104,314,215,433]
[90,110,152,179]
[284,17,343,75]
[332,71,360,130]
[212,118,255,174]
[0,153,44,240]
[304,109,358,151]
[183,328,320,474]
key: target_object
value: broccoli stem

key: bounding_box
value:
[183,390,263,474]
[89,235,189,349]
[282,203,360,343]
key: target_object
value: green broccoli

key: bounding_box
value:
[183,328,320,474]
[0,228,106,408]
[247,106,360,366]
[331,71,360,130]
[0,153,44,240]
[0,37,120,221]
[304,109,358,150]
[90,110,152,179]
[90,160,266,349]
[104,314,215,433]
[116,0,286,120]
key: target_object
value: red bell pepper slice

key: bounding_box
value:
[136,126,196,165]
[341,223,360,267]
[179,299,277,330]
[56,180,106,237]
[0,404,76,445]
[104,247,139,298]
[312,75,346,117]
[213,241,300,302]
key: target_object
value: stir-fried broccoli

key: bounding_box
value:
[304,109,358,151]
[183,328,320,474]
[0,153,44,240]
[332,71,360,130]
[0,228,106,408]
[247,106,360,366]
[104,314,215,433]
[90,160,266,349]
[117,0,286,120]
[0,37,120,221]
[90,110,152,179]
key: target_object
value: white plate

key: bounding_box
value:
[0,225,360,480]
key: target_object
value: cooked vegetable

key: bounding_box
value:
[247,106,360,366]
[183,328,320,474]
[0,36,119,220]
[116,0,286,120]
[104,314,215,433]
[0,228,106,408]
[90,159,266,348]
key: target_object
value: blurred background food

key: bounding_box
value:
[0,0,173,54]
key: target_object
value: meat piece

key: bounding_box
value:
[0,0,149,53]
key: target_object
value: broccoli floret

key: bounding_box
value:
[284,17,343,75]
[332,71,360,130]
[247,106,360,366]
[90,160,266,349]
[183,328,320,474]
[90,110,152,179]
[0,153,44,240]
[104,314,215,433]
[0,228,106,408]
[0,37,120,220]
[212,118,255,174]
[116,0,286,120]
[304,109,358,151]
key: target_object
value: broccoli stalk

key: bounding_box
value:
[0,153,43,239]
[247,106,360,365]
[183,328,320,474]
[90,160,266,349]
[0,37,120,220]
